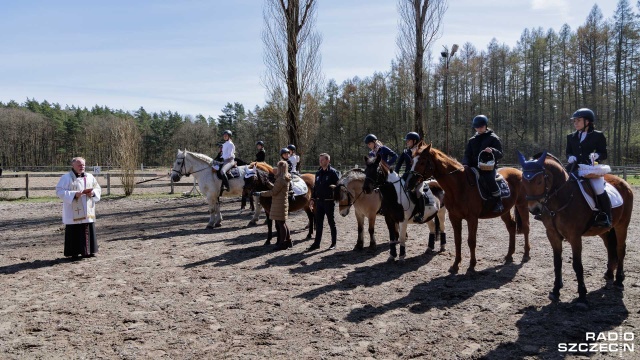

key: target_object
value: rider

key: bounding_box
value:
[214,143,224,162]
[395,131,430,223]
[364,134,398,167]
[280,147,293,174]
[567,108,611,227]
[287,144,300,174]
[219,130,235,192]
[462,115,504,213]
[255,141,266,162]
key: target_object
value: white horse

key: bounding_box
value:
[362,155,441,262]
[170,150,249,228]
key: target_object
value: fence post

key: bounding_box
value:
[170,176,174,194]
[107,173,111,196]
[25,173,29,198]
[623,167,627,181]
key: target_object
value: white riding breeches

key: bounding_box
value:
[589,176,605,195]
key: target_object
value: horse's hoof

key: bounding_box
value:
[522,254,531,263]
[248,221,257,227]
[263,240,271,246]
[206,225,214,229]
[214,223,222,228]
[425,247,435,254]
[572,299,589,311]
[613,281,624,290]
[305,234,312,240]
[448,266,459,274]
[353,244,364,251]
[367,246,377,254]
[387,255,396,262]
[439,245,446,253]
[548,292,560,302]
[504,255,514,264]
[398,256,406,263]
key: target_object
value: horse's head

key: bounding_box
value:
[407,143,435,191]
[517,150,568,216]
[362,155,386,194]
[171,149,187,182]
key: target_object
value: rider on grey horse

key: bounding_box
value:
[218,130,235,192]
[395,131,431,223]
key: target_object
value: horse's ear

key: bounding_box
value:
[516,150,527,167]
[537,151,547,167]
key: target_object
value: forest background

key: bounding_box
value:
[1,2,637,171]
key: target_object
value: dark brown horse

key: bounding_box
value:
[407,143,530,273]
[518,151,633,308]
[245,163,315,244]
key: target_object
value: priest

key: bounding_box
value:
[55,157,102,258]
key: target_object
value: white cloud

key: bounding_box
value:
[531,0,569,12]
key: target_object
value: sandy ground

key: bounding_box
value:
[0,190,639,359]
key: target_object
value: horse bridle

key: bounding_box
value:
[171,154,212,178]
[338,183,364,208]
[522,167,574,217]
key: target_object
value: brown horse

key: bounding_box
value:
[407,143,530,273]
[517,151,633,308]
[245,162,315,244]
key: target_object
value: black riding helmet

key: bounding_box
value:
[222,130,233,137]
[571,108,595,123]
[472,115,488,128]
[404,132,420,142]
[364,134,378,144]
[287,144,296,152]
[256,140,265,146]
[280,148,290,156]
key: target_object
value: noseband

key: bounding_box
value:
[522,165,574,217]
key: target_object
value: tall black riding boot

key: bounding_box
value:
[220,171,230,192]
[413,195,426,223]
[594,193,612,228]
[492,195,504,213]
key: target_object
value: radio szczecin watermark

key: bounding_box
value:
[558,332,635,354]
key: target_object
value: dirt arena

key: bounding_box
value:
[1,190,639,359]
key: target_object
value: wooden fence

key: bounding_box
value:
[1,165,639,199]
[0,173,192,198]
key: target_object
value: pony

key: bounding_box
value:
[245,162,315,244]
[335,167,447,253]
[170,150,249,228]
[362,155,442,262]
[517,151,633,308]
[407,143,531,273]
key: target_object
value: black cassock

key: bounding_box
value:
[64,223,98,257]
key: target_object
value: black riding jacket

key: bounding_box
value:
[462,129,503,169]
[313,166,340,200]
[566,130,607,165]
[255,149,266,162]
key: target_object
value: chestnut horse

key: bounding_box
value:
[407,144,530,273]
[517,151,633,308]
[245,163,315,244]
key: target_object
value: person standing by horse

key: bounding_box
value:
[256,160,292,250]
[287,144,300,174]
[364,134,398,167]
[395,131,431,223]
[218,130,235,192]
[255,141,266,162]
[567,108,611,227]
[307,153,340,251]
[55,157,102,259]
[462,115,504,213]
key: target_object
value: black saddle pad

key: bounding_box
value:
[470,168,510,200]
[216,166,240,180]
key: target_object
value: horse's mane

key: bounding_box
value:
[416,143,462,167]
[340,168,365,181]
[186,151,213,163]
[253,162,274,174]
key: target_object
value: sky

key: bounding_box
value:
[0,0,619,119]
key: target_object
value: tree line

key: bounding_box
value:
[1,1,639,171]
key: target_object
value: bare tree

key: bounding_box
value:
[111,116,141,196]
[262,0,323,151]
[397,0,447,138]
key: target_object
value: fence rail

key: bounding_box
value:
[1,165,639,199]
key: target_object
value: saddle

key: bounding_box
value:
[467,167,510,200]
[290,175,308,196]
[571,173,623,211]
[213,162,240,180]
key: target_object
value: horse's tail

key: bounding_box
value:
[514,207,523,234]
[606,228,618,262]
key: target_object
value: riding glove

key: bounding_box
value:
[567,156,576,163]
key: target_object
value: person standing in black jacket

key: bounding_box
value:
[462,115,504,213]
[307,153,340,251]
[255,141,266,162]
[567,108,611,227]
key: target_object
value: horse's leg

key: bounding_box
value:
[368,213,377,252]
[385,216,397,261]
[207,198,219,229]
[305,207,314,240]
[500,211,516,263]
[547,230,564,302]
[398,221,408,263]
[249,194,255,212]
[248,195,262,226]
[438,209,447,252]
[517,204,531,260]
[354,212,365,251]
[426,218,436,253]
[449,216,463,274]
[612,226,627,288]
[466,217,478,272]
[600,232,616,282]
[568,237,588,309]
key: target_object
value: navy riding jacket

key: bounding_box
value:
[566,130,607,165]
